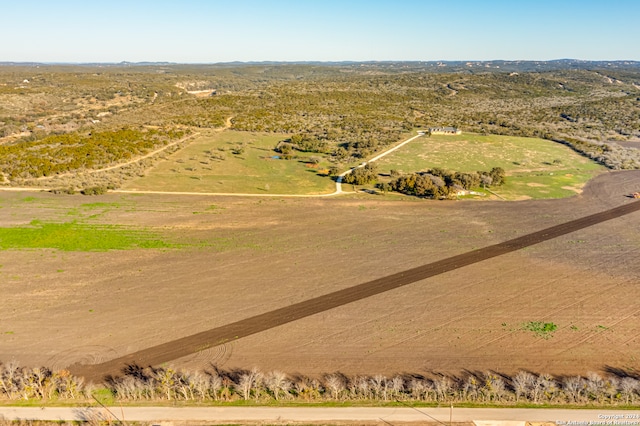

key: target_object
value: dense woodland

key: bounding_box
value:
[0,62,639,189]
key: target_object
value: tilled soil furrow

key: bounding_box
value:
[69,200,640,382]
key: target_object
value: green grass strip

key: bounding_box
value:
[0,220,175,251]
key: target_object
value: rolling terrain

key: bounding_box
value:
[0,63,639,403]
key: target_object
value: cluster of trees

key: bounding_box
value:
[223,87,408,161]
[274,134,331,160]
[383,167,505,198]
[2,362,640,406]
[0,66,188,141]
[0,362,85,400]
[288,133,331,153]
[0,128,186,180]
[342,163,378,185]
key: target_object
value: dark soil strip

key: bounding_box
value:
[70,201,640,382]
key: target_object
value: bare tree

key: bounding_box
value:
[620,377,639,405]
[586,372,606,403]
[324,374,346,400]
[537,373,559,403]
[603,376,619,404]
[562,375,585,404]
[462,375,480,402]
[513,371,535,402]
[370,375,385,400]
[153,367,177,400]
[206,371,223,401]
[265,371,291,401]
[483,372,507,403]
[238,368,262,401]
[434,375,452,402]
[409,378,427,401]
[355,376,371,400]
[0,361,21,399]
[389,375,405,400]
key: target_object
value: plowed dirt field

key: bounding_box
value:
[1,171,640,381]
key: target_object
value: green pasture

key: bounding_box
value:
[0,220,174,251]
[376,133,606,200]
[123,130,336,194]
[0,196,263,252]
[0,216,258,252]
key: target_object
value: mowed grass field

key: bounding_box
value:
[123,130,336,194]
[377,133,606,200]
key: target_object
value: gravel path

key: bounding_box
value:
[0,406,634,424]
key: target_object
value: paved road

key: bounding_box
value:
[1,406,637,423]
[69,200,640,382]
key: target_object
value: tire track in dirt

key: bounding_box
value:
[69,200,640,383]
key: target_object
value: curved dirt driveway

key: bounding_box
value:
[114,132,425,197]
[0,130,421,197]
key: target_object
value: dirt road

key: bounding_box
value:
[1,130,420,197]
[69,199,640,382]
[0,406,635,423]
[114,131,425,197]
[336,132,424,193]
[30,132,200,182]
[26,116,231,183]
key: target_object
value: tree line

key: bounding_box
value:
[1,362,639,406]
[558,137,640,170]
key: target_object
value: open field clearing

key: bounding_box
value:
[1,171,640,379]
[122,130,336,194]
[377,133,606,200]
[121,130,605,200]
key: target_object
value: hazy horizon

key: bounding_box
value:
[2,0,639,63]
[2,59,640,66]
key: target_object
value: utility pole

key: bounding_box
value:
[450,403,453,426]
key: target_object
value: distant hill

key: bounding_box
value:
[1,59,639,72]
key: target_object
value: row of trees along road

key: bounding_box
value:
[2,362,639,405]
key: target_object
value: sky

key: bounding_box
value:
[2,0,639,63]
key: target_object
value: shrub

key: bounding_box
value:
[50,187,77,195]
[81,186,107,195]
